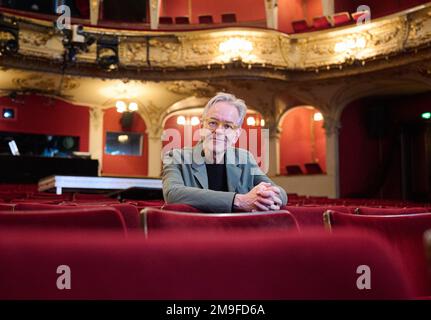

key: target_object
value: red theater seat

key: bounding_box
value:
[198,15,213,24]
[221,13,237,23]
[313,16,332,30]
[0,207,127,234]
[159,16,173,24]
[332,12,352,27]
[175,16,190,24]
[141,208,299,236]
[324,211,431,297]
[355,207,428,215]
[284,205,353,228]
[0,229,412,299]
[292,19,312,33]
[12,202,140,230]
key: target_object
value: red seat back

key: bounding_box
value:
[13,202,140,230]
[292,19,312,33]
[142,208,299,235]
[221,13,236,23]
[175,16,190,24]
[313,16,331,30]
[159,16,173,24]
[284,205,352,228]
[198,15,213,24]
[324,211,431,296]
[355,207,427,215]
[332,12,351,26]
[0,229,412,299]
[0,207,127,235]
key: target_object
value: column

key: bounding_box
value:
[267,125,281,177]
[264,0,278,29]
[147,128,163,177]
[89,0,100,25]
[323,115,341,198]
[89,107,104,175]
[321,0,335,16]
[149,0,161,30]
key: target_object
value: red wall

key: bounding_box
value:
[0,94,89,151]
[279,107,326,174]
[335,0,428,18]
[272,0,323,33]
[162,0,265,23]
[102,108,148,177]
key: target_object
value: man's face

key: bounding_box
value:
[201,101,242,155]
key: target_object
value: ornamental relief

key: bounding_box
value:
[165,81,215,97]
[12,75,80,93]
[3,4,431,73]
[121,42,148,66]
[148,38,181,66]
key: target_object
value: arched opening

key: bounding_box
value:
[279,106,326,175]
[102,107,148,177]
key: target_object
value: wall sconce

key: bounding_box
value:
[313,112,323,121]
[246,115,265,127]
[116,100,138,113]
[246,116,256,126]
[176,116,200,126]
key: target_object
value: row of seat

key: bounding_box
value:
[0,227,415,299]
[286,163,323,175]
[292,11,369,33]
[159,13,237,25]
[1,198,431,298]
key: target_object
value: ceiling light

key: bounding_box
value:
[116,100,127,113]
[247,116,256,126]
[314,112,323,121]
[128,102,138,112]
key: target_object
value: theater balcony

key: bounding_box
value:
[1,1,431,199]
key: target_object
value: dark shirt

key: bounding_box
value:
[206,163,228,192]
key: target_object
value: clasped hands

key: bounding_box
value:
[233,182,283,212]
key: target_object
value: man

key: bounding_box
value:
[162,92,287,213]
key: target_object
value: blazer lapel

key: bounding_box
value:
[192,143,208,189]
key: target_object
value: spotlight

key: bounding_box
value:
[56,23,96,63]
[97,36,119,71]
[0,14,19,55]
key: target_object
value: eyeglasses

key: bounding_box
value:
[202,118,240,131]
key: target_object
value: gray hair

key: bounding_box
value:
[202,92,247,126]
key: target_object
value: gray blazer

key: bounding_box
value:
[162,142,288,213]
